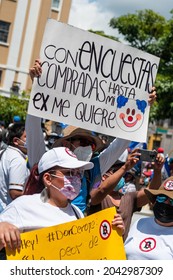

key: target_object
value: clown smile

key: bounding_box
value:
[122,117,139,127]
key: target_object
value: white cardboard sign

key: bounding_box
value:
[28,19,160,142]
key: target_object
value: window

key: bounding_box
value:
[0,21,10,43]
[52,0,60,9]
[166,134,172,139]
[10,81,21,95]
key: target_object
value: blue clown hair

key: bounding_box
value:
[117,95,128,108]
[136,100,147,114]
[116,96,147,114]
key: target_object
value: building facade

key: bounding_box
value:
[148,119,173,158]
[0,0,72,97]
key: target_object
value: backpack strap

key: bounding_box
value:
[0,148,7,160]
[71,204,80,219]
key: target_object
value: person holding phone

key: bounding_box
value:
[88,151,164,241]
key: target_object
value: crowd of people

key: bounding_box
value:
[0,59,173,260]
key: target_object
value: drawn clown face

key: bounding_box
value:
[116,96,147,132]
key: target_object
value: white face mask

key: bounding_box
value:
[73,146,93,162]
[50,174,81,200]
[17,138,27,149]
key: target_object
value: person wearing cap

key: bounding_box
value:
[88,151,164,241]
[26,59,157,214]
[157,147,171,181]
[122,169,137,193]
[13,116,21,123]
[124,176,173,259]
[25,116,131,214]
[157,147,164,155]
[8,116,22,128]
[0,147,125,259]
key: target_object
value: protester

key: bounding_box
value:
[0,121,7,149]
[157,147,164,158]
[8,116,21,128]
[0,128,7,151]
[13,116,21,123]
[88,151,164,241]
[125,176,173,259]
[0,147,124,259]
[142,168,153,186]
[44,132,61,150]
[0,123,29,213]
[122,169,137,193]
[25,116,131,214]
[169,158,173,176]
[26,58,157,214]
[0,121,5,130]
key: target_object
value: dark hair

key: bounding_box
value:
[0,130,2,142]
[24,164,44,195]
[24,164,58,195]
[6,123,25,145]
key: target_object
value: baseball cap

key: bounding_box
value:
[144,176,173,203]
[157,147,164,153]
[13,115,21,122]
[38,147,94,174]
[143,170,152,177]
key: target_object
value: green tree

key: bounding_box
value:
[109,9,166,51]
[109,9,173,121]
[88,29,119,41]
[0,94,28,126]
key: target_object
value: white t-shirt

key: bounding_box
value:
[0,146,30,210]
[125,217,173,260]
[123,182,136,193]
[0,193,84,232]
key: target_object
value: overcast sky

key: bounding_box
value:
[68,0,173,38]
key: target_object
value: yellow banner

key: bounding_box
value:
[6,207,126,260]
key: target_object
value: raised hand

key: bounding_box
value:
[29,58,42,82]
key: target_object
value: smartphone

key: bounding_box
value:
[138,149,157,162]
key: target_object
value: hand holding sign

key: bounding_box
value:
[28,19,160,142]
[6,208,126,260]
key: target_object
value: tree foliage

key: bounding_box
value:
[88,29,119,41]
[109,9,166,51]
[109,9,173,121]
[0,94,28,126]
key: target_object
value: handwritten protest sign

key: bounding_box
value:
[28,19,160,142]
[6,207,126,260]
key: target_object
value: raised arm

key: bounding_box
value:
[136,153,164,208]
[26,59,45,168]
[90,149,140,205]
[25,114,46,168]
[98,87,157,175]
[29,59,42,82]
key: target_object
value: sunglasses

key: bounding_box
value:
[50,168,84,178]
[156,194,173,206]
